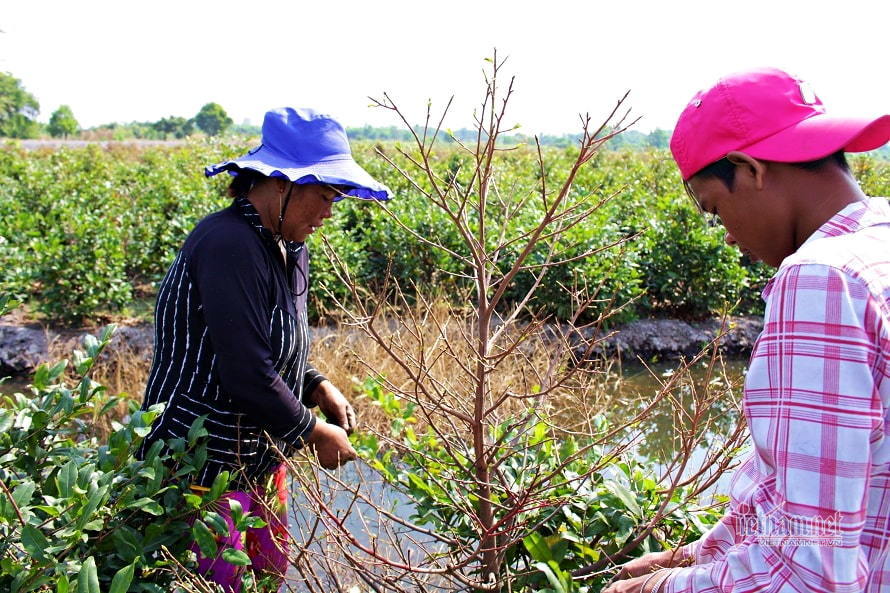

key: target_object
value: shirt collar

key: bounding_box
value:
[762,197,890,301]
[234,196,304,256]
[801,197,890,247]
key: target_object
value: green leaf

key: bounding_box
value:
[128,497,163,516]
[11,570,30,593]
[56,574,70,593]
[242,516,267,529]
[76,483,108,529]
[46,359,68,382]
[523,531,554,563]
[34,504,61,517]
[99,324,117,344]
[0,410,14,433]
[33,363,50,389]
[187,416,208,446]
[12,481,36,508]
[57,460,78,498]
[108,563,135,593]
[99,397,120,416]
[75,355,94,376]
[203,511,230,537]
[208,470,230,501]
[562,506,582,528]
[192,443,207,470]
[77,556,100,593]
[139,406,164,431]
[83,334,101,358]
[22,525,49,561]
[533,561,566,593]
[229,498,245,524]
[606,478,642,518]
[191,520,218,559]
[111,527,142,562]
[184,493,203,509]
[78,377,94,401]
[221,548,251,566]
[614,516,634,545]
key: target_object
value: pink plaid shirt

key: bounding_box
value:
[664,198,890,593]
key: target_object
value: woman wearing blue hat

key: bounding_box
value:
[138,107,392,591]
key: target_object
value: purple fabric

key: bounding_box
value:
[191,467,290,592]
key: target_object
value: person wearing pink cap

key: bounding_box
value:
[603,68,890,593]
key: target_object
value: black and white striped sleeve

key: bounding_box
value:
[301,367,327,407]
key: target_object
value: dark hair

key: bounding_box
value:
[693,150,850,191]
[226,169,267,198]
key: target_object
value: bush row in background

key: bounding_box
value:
[0,141,235,322]
[1,139,887,324]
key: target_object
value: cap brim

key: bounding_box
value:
[205,145,392,201]
[743,113,890,163]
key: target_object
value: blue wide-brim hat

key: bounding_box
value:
[205,107,392,201]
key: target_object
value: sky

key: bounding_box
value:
[2,0,888,135]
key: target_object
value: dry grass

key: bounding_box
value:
[32,307,624,439]
[36,309,740,449]
[311,302,624,437]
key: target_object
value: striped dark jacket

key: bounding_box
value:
[138,197,324,487]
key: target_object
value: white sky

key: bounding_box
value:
[1,0,887,135]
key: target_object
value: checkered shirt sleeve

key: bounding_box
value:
[663,259,889,593]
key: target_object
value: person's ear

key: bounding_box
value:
[726,151,766,190]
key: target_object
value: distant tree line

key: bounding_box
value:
[86,103,234,140]
[0,72,234,140]
[341,125,675,150]
[3,70,889,157]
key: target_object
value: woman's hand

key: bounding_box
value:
[304,421,357,469]
[310,380,357,435]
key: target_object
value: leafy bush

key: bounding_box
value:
[3,141,886,324]
[0,297,265,591]
[353,379,723,592]
[0,142,233,323]
[637,195,752,317]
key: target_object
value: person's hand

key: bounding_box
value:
[304,421,357,469]
[614,550,681,580]
[310,380,357,435]
[604,563,677,593]
[602,574,651,593]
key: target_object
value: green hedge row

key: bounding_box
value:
[1,140,887,324]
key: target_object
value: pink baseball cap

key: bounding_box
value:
[670,67,890,180]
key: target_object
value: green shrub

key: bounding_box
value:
[0,297,262,591]
[853,154,890,198]
[353,379,723,592]
[5,142,883,324]
[637,195,751,317]
[0,142,236,323]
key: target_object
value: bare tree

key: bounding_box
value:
[280,52,747,593]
